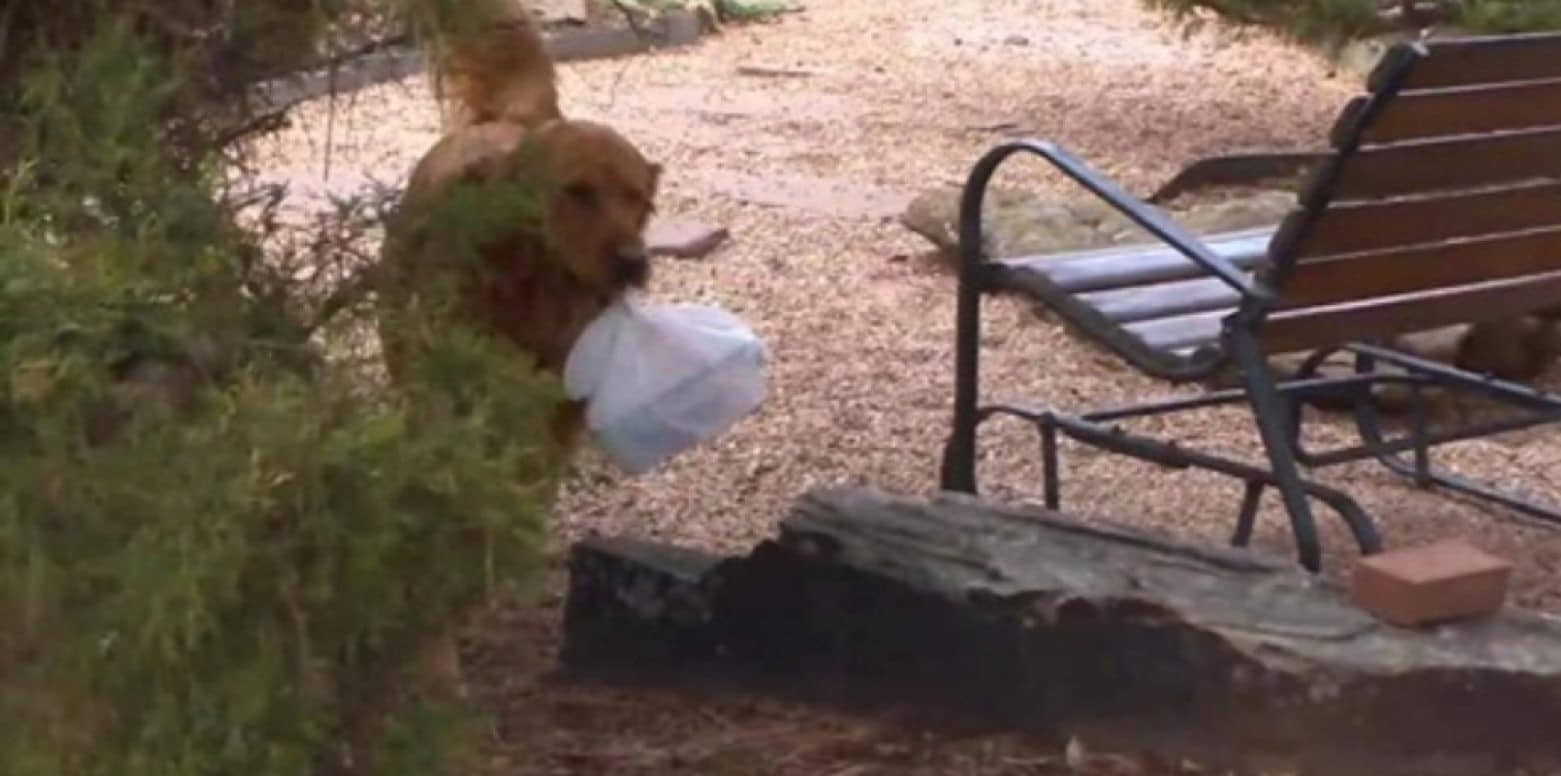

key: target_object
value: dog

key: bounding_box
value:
[367,4,663,736]
[380,118,661,443]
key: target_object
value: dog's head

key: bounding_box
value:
[524,120,662,296]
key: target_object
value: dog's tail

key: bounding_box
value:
[430,1,562,131]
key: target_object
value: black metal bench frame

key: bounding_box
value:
[938,39,1561,572]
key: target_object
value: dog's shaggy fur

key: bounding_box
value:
[364,3,663,735]
[428,0,562,131]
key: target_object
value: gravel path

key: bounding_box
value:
[245,2,1561,772]
[259,0,1561,600]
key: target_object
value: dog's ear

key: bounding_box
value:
[464,149,517,185]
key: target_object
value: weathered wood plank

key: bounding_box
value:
[1381,32,1561,91]
[1263,271,1561,354]
[562,487,1561,775]
[1290,179,1561,258]
[1330,126,1561,201]
[1346,78,1561,145]
[1280,225,1561,308]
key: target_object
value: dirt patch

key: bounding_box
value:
[460,574,1212,776]
[700,171,910,219]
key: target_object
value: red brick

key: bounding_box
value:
[1350,539,1513,627]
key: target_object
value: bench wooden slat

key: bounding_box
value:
[1336,78,1561,146]
[1079,276,1241,324]
[1329,125,1561,201]
[1005,227,1274,293]
[1262,271,1561,354]
[1288,179,1561,258]
[1281,226,1561,309]
[987,34,1561,368]
[1375,33,1561,91]
[1124,310,1226,352]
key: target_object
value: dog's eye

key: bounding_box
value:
[563,183,597,205]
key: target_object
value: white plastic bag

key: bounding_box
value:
[563,293,769,474]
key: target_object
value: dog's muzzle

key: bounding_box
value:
[615,246,650,286]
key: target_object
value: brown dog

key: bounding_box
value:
[379,118,662,444]
[369,7,663,729]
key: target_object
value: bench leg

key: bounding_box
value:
[1349,353,1561,527]
[941,260,985,495]
[940,435,977,495]
[1231,332,1324,572]
[1231,481,1264,547]
[975,403,1380,569]
[1040,420,1061,510]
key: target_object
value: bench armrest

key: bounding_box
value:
[958,139,1273,305]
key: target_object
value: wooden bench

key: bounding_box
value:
[940,32,1561,571]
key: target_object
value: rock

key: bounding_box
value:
[1330,27,1477,83]
[1250,318,1561,400]
[1002,195,1135,254]
[1148,153,1325,204]
[646,218,730,259]
[1206,317,1561,414]
[897,185,1126,264]
[1331,32,1416,82]
[1004,34,1030,46]
[681,0,722,32]
[1456,316,1561,382]
[1169,189,1297,236]
[526,0,589,25]
[564,487,1561,774]
[897,186,959,255]
[1206,325,1469,414]
[1229,354,1422,413]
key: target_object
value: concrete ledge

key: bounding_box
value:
[548,9,708,63]
[255,9,711,110]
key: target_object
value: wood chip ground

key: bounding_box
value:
[250,1,1561,771]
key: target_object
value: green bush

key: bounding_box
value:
[1,1,565,773]
[1141,0,1561,44]
[1456,0,1561,32]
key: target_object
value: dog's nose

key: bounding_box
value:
[615,245,650,285]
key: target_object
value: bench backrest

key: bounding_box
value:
[1254,32,1561,354]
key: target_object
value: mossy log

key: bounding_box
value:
[564,487,1561,775]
